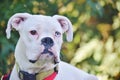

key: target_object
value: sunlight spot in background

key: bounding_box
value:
[70,39,99,65]
[116,1,120,11]
[112,16,120,29]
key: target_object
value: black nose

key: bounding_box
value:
[41,37,54,48]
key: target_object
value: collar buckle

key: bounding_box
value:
[19,70,36,80]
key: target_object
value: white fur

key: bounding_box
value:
[6,13,98,80]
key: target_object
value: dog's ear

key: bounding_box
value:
[6,13,31,39]
[53,15,73,42]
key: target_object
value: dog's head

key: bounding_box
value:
[6,13,73,64]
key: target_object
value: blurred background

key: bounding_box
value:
[0,0,120,80]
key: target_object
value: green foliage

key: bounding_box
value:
[0,0,120,80]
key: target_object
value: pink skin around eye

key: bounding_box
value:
[30,30,39,39]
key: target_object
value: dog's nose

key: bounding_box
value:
[41,37,54,48]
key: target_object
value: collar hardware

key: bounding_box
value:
[19,70,37,80]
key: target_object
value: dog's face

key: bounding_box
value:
[6,13,73,64]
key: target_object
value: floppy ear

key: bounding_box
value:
[53,15,73,42]
[6,13,31,39]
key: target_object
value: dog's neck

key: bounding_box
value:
[15,62,58,80]
[14,38,58,74]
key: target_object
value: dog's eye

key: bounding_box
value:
[30,30,37,35]
[55,31,61,37]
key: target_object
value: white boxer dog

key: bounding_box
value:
[5,13,98,80]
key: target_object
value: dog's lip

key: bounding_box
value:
[41,49,54,55]
[29,49,59,64]
[29,60,37,63]
[40,49,59,64]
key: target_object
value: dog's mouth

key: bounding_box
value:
[41,49,54,56]
[29,49,59,64]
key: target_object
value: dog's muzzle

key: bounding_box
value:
[29,49,54,63]
[29,37,59,64]
[29,49,57,63]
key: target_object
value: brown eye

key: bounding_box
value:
[55,31,61,37]
[30,30,37,35]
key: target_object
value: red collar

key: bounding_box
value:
[1,72,57,80]
[1,70,58,80]
[1,73,10,80]
[1,64,58,80]
[44,72,57,80]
